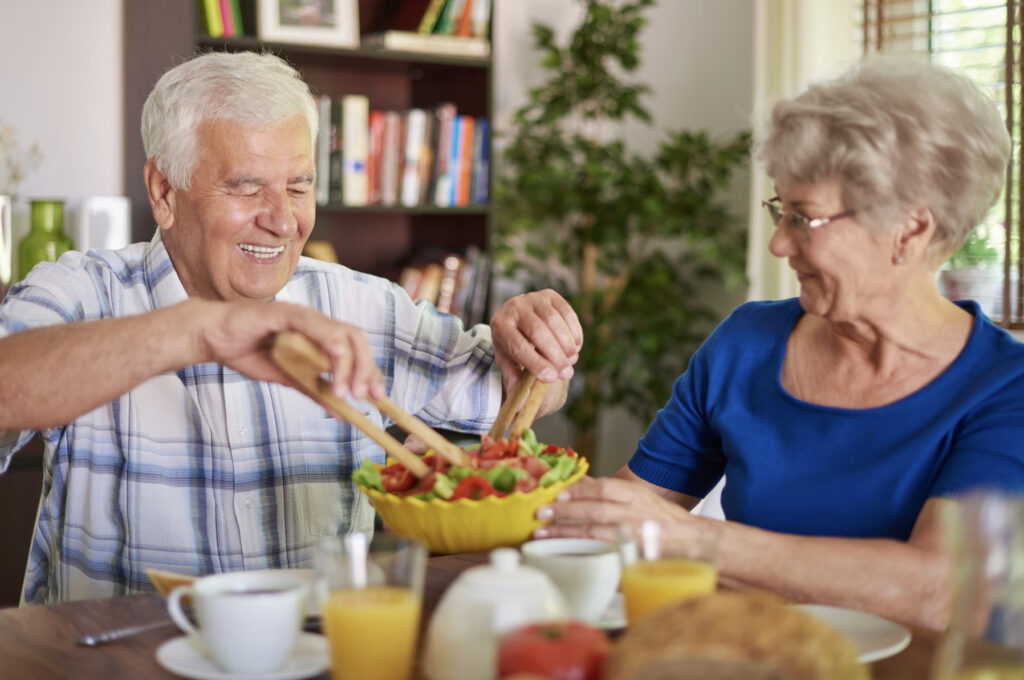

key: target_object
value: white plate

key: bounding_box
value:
[155,633,329,680]
[794,604,912,663]
[594,593,626,630]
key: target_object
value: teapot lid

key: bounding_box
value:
[460,548,554,592]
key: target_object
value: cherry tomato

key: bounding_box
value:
[497,621,609,680]
[450,475,498,500]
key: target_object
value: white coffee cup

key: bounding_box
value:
[166,570,310,674]
[521,538,621,623]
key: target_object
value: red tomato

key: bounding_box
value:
[380,463,415,493]
[450,475,498,500]
[497,622,609,680]
[401,472,438,497]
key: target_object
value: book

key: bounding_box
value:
[362,31,490,58]
[450,245,480,322]
[470,0,491,38]
[328,99,343,205]
[434,0,465,34]
[418,0,449,34]
[218,0,236,37]
[470,118,489,204]
[467,252,492,324]
[228,0,245,36]
[431,103,457,206]
[200,0,224,38]
[341,95,369,206]
[441,115,462,207]
[416,113,435,205]
[315,95,332,206]
[381,111,403,206]
[435,254,463,313]
[455,0,474,37]
[455,115,475,207]
[401,109,428,207]
[414,262,445,304]
[366,111,386,205]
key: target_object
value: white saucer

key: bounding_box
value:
[594,593,627,630]
[155,633,329,680]
[794,604,912,663]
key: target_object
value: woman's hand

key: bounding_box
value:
[534,476,698,542]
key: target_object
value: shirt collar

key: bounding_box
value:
[143,228,298,308]
[144,230,190,310]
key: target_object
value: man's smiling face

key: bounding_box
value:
[160,116,316,302]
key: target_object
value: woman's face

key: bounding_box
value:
[769,177,898,321]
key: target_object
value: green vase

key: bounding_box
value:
[18,199,73,281]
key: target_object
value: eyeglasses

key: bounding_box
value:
[761,197,856,239]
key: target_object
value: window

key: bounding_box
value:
[861,0,1021,328]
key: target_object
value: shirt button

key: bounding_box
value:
[238,425,247,435]
[244,498,253,509]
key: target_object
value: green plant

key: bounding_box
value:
[947,227,999,269]
[494,0,751,461]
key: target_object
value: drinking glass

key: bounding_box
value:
[618,519,720,624]
[315,532,427,680]
[932,492,1024,680]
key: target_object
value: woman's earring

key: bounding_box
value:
[893,254,905,264]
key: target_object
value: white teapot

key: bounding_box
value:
[422,548,569,680]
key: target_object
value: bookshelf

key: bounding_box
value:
[123,0,492,302]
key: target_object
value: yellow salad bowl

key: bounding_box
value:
[357,456,589,553]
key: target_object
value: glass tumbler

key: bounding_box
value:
[315,532,427,680]
[932,492,1024,680]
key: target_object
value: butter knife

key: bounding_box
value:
[76,619,175,647]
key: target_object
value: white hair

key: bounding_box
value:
[141,51,318,190]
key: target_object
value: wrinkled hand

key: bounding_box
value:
[534,476,695,542]
[490,289,583,387]
[197,299,385,400]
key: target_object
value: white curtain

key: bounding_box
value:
[746,0,859,301]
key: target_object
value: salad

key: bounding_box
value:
[353,428,579,502]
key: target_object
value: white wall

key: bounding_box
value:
[0,0,124,249]
[495,1,755,475]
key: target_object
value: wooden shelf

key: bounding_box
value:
[318,204,490,216]
[198,36,492,69]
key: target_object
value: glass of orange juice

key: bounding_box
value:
[315,532,427,680]
[619,520,720,624]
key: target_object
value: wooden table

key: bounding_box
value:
[0,553,935,679]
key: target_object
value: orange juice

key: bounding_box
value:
[322,585,421,680]
[620,558,717,623]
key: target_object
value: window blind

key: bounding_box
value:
[861,0,1022,327]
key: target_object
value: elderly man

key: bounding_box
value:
[0,51,582,604]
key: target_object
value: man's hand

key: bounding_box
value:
[197,299,385,400]
[490,290,583,415]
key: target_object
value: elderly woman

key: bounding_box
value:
[535,57,1024,630]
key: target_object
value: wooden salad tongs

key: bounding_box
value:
[487,367,549,441]
[270,332,469,478]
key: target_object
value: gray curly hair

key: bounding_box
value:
[757,55,1010,262]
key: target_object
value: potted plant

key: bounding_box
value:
[493,0,751,461]
[938,226,1002,317]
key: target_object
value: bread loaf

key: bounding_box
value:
[602,592,868,680]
